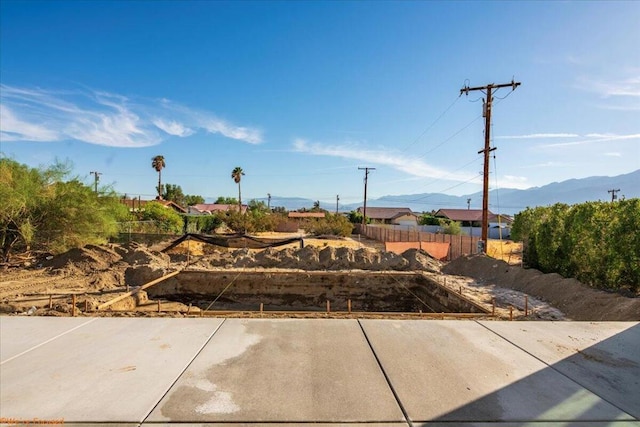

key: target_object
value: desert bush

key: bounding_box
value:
[303,213,354,237]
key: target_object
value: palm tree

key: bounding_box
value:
[231,166,245,213]
[151,155,165,199]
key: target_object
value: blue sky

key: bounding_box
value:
[1,1,638,210]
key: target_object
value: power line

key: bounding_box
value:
[415,114,484,160]
[398,95,462,153]
[402,154,483,197]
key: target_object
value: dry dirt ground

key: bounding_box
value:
[0,233,637,321]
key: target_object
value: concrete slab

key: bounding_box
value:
[0,317,224,423]
[413,423,639,427]
[359,320,635,423]
[142,424,408,427]
[0,317,96,362]
[147,318,405,423]
[479,321,640,419]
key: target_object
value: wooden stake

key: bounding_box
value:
[97,270,181,310]
[84,299,89,313]
[347,299,352,314]
[187,303,191,315]
[459,286,462,294]
[525,296,529,316]
[157,300,161,313]
[260,302,264,312]
[326,300,330,313]
[72,294,76,317]
[49,295,53,309]
[509,305,513,321]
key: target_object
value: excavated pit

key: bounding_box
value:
[144,270,488,314]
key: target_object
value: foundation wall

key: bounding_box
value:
[145,271,487,314]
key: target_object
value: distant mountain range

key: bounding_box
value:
[256,169,640,215]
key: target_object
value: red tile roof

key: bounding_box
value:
[288,212,326,218]
[435,209,513,224]
[189,203,248,214]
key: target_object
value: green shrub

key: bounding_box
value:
[511,200,640,292]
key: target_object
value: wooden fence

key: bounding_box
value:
[357,224,480,261]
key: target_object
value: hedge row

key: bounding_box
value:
[511,199,640,293]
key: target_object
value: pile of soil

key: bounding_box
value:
[443,255,640,321]
[192,246,441,272]
[39,243,170,291]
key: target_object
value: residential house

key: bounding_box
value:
[435,208,513,238]
[357,207,418,226]
[188,203,248,215]
[288,212,326,220]
[120,198,187,214]
[434,209,513,227]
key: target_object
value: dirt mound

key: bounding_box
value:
[116,242,170,267]
[43,245,122,272]
[401,249,442,273]
[443,255,640,321]
[189,245,437,272]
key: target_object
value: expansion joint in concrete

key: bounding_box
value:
[139,318,228,424]
[357,319,414,427]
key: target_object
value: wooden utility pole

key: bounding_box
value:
[267,193,271,210]
[90,171,102,194]
[460,80,520,250]
[336,194,340,214]
[608,188,620,202]
[358,167,375,224]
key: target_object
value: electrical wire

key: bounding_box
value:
[397,154,483,199]
[398,95,462,153]
[415,114,484,160]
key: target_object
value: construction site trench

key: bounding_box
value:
[139,270,487,314]
[1,235,638,321]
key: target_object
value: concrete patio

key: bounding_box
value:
[1,317,638,426]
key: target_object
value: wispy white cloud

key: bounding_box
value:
[152,119,194,137]
[496,133,579,139]
[522,161,572,168]
[538,133,640,148]
[575,73,640,111]
[596,103,640,111]
[0,84,263,146]
[292,138,479,183]
[0,104,61,142]
[576,75,640,97]
[604,152,622,157]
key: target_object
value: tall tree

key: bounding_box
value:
[231,167,245,213]
[184,194,205,206]
[215,196,238,205]
[151,155,165,199]
[162,183,185,206]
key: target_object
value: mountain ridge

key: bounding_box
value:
[254,169,640,215]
